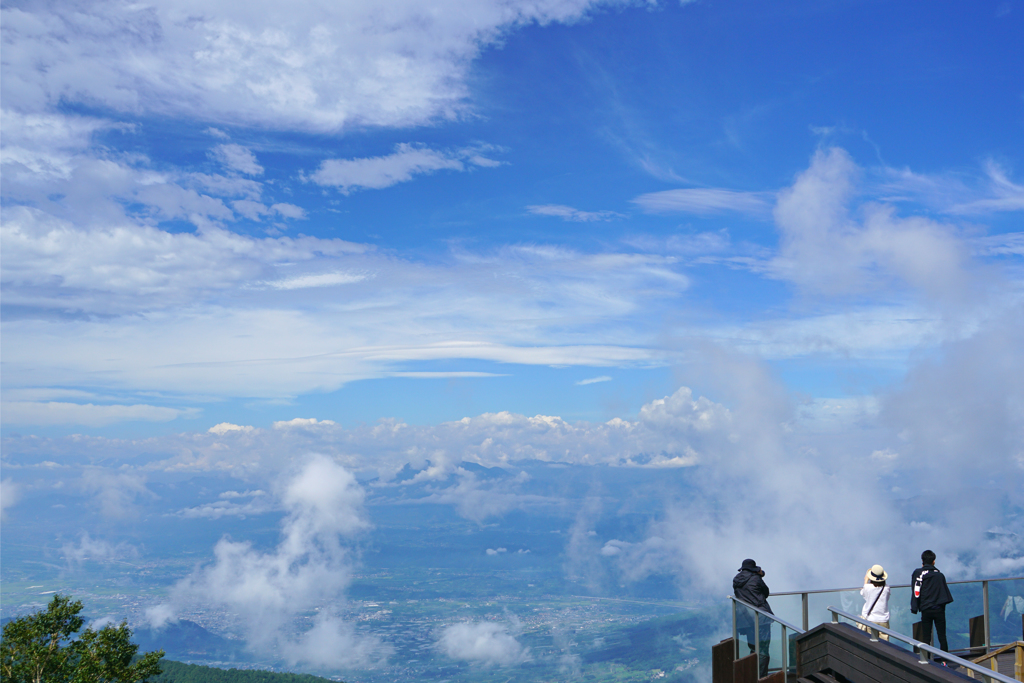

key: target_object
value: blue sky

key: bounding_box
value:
[2,0,1024,667]
[4,0,1021,437]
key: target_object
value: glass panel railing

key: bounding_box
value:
[766,592,803,632]
[988,578,1024,647]
[770,576,1024,656]
[886,585,915,651]
[807,588,862,633]
[945,580,984,652]
[729,597,804,678]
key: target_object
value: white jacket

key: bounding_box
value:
[860,583,891,622]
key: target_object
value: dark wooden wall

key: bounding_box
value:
[795,622,969,683]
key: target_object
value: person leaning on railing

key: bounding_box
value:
[733,558,773,678]
[858,564,891,640]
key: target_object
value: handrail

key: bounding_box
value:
[827,606,1017,683]
[728,595,805,634]
[772,575,1024,596]
[729,595,804,677]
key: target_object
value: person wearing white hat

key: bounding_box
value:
[859,564,891,640]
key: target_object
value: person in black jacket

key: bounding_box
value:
[910,549,954,653]
[734,559,773,677]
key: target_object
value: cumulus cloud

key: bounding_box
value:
[209,423,254,435]
[273,418,338,429]
[771,147,973,304]
[308,143,500,193]
[150,455,381,667]
[210,144,263,176]
[438,621,529,666]
[526,204,623,222]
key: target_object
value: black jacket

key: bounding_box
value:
[910,564,954,613]
[733,568,773,614]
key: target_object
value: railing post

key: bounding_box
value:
[781,625,788,676]
[754,608,760,671]
[732,599,738,661]
[831,609,838,624]
[802,592,809,631]
[916,644,928,664]
[870,626,879,642]
[983,580,991,653]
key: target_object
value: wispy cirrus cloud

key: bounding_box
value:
[575,375,611,385]
[631,187,774,217]
[0,401,197,426]
[526,204,624,222]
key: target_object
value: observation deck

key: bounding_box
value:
[712,576,1024,683]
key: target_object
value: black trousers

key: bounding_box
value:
[740,628,771,677]
[920,607,948,652]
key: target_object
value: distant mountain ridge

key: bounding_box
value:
[132,620,251,663]
[152,660,339,683]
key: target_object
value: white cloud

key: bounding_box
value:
[209,422,254,435]
[178,495,271,519]
[2,227,686,406]
[0,401,193,426]
[948,161,1024,214]
[631,188,773,216]
[1,479,21,518]
[575,376,611,385]
[309,143,500,193]
[438,621,529,666]
[265,272,368,290]
[878,159,1024,215]
[1,0,617,132]
[485,547,507,555]
[770,147,973,304]
[79,470,152,518]
[270,203,306,219]
[152,455,381,667]
[61,532,138,565]
[0,206,369,314]
[273,418,338,429]
[210,144,263,176]
[526,205,623,222]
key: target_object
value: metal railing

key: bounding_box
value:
[827,606,1017,683]
[772,575,1024,653]
[729,595,805,676]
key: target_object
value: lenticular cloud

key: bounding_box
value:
[147,454,381,667]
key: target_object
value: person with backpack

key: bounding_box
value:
[859,564,891,640]
[733,559,772,677]
[911,550,954,653]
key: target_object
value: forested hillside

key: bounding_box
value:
[152,660,339,683]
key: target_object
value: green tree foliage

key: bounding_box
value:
[152,660,339,683]
[0,594,164,683]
